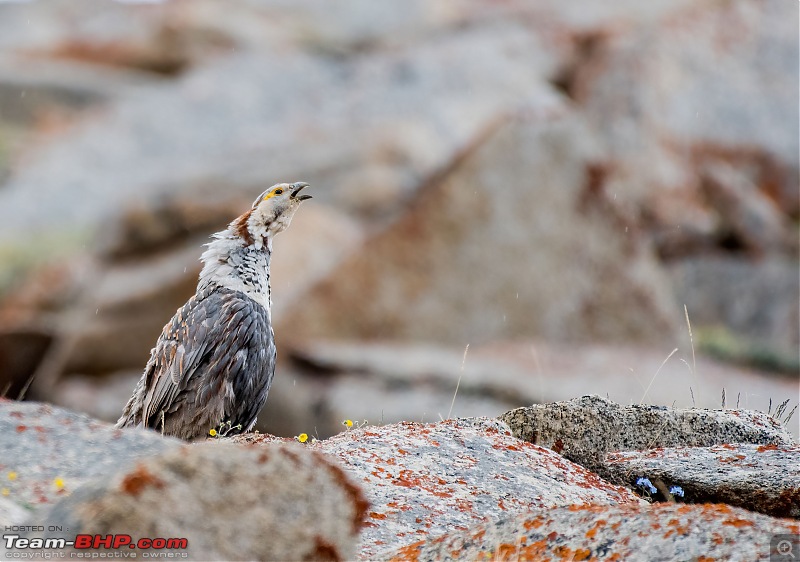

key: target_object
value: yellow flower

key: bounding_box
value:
[54,477,64,490]
[297,433,308,443]
[343,419,353,428]
[1,488,9,497]
[7,472,17,481]
[209,428,217,437]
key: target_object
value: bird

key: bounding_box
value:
[116,182,312,440]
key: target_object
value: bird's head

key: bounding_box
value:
[232,182,312,249]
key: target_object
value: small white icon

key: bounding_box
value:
[777,539,795,559]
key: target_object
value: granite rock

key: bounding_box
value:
[303,417,641,558]
[606,443,800,518]
[278,113,681,347]
[380,503,800,562]
[29,442,368,561]
[0,399,180,515]
[500,395,795,479]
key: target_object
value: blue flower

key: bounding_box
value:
[635,477,657,495]
[669,485,685,498]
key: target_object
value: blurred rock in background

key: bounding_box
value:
[0,0,796,438]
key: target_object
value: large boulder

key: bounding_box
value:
[0,399,180,520]
[278,113,681,347]
[569,0,799,359]
[606,443,800,518]
[380,503,800,562]
[28,442,367,561]
[500,395,794,478]
[575,0,798,211]
[300,417,639,558]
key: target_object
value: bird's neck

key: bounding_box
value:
[198,230,273,311]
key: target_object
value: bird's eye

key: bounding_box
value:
[274,189,283,195]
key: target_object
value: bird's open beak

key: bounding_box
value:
[291,182,312,201]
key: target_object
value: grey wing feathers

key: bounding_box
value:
[116,287,275,440]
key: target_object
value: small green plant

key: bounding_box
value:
[208,420,242,439]
[768,398,798,426]
[342,419,369,431]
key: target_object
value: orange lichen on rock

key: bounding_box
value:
[119,465,164,497]
[722,518,755,528]
[495,543,521,560]
[523,517,545,530]
[585,519,607,539]
[387,540,425,562]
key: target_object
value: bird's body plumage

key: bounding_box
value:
[116,182,311,440]
[117,287,274,440]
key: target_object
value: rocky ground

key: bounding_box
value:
[0,0,797,442]
[1,395,797,560]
